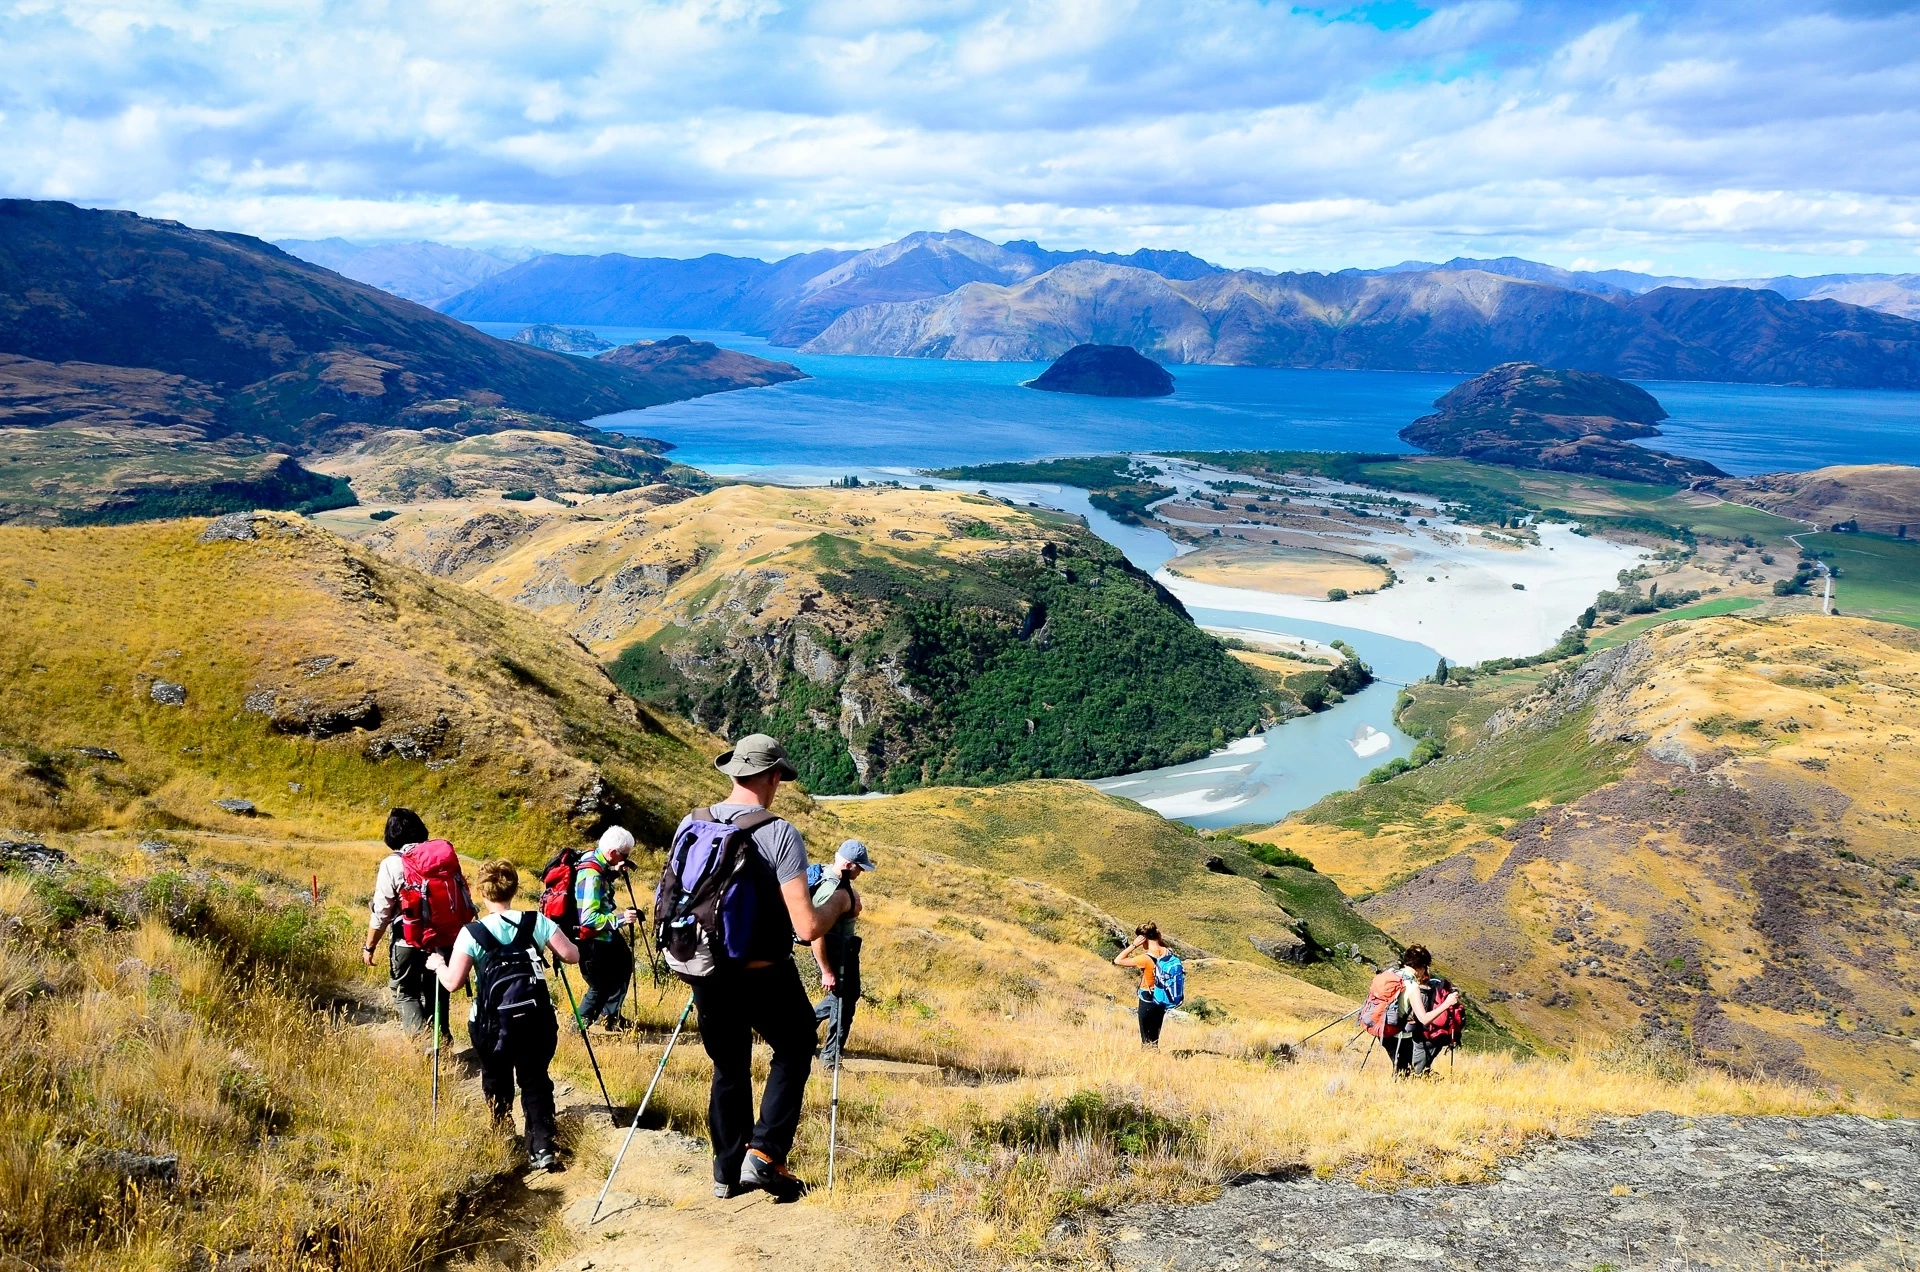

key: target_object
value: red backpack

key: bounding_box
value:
[1358,970,1407,1040]
[1423,976,1465,1050]
[539,848,607,939]
[397,840,475,951]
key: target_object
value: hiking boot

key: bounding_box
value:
[713,1180,745,1199]
[741,1149,806,1201]
[528,1149,563,1172]
[601,1015,632,1034]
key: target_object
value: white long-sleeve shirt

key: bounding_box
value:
[368,852,412,945]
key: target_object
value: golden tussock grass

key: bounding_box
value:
[0,845,506,1271]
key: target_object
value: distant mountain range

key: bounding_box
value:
[0,200,801,522]
[276,238,526,306]
[409,230,1920,389]
[437,230,1222,344]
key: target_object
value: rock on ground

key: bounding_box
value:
[1111,1113,1917,1272]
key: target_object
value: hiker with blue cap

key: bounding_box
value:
[808,839,875,1068]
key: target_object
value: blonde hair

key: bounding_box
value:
[476,859,519,905]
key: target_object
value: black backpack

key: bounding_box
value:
[467,912,551,1044]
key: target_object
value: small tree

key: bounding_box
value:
[1433,657,1449,684]
[1326,588,1348,602]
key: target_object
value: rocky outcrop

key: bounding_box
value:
[1400,363,1723,483]
[1113,1113,1920,1272]
[1027,344,1174,397]
[511,324,612,354]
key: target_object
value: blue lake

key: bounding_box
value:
[470,322,1920,476]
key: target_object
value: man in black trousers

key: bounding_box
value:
[674,734,857,1200]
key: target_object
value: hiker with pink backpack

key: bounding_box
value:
[1357,944,1464,1075]
[363,808,476,1043]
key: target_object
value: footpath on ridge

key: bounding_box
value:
[1108,1112,1919,1271]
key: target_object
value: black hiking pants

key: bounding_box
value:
[690,958,818,1184]
[473,1012,560,1158]
[577,934,633,1024]
[1137,992,1167,1046]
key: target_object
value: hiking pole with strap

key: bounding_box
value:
[620,873,652,997]
[591,990,695,1223]
[1296,1007,1360,1050]
[553,961,615,1121]
[827,951,846,1194]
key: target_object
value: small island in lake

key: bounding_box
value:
[1401,361,1723,483]
[1026,343,1175,397]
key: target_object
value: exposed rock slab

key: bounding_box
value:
[1113,1113,1919,1271]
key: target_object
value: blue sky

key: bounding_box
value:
[3,0,1918,276]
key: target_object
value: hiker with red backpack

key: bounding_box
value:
[654,733,856,1201]
[425,859,580,1173]
[1357,944,1463,1076]
[1115,922,1185,1047]
[363,808,475,1042]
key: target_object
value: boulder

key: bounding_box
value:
[70,746,120,760]
[150,681,186,706]
[1249,931,1309,964]
[214,799,257,816]
[269,694,381,738]
[199,512,261,543]
[0,839,68,873]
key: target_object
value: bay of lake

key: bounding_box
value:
[470,321,1920,826]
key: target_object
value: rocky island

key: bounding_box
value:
[1026,343,1174,397]
[1401,361,1724,483]
[510,323,613,354]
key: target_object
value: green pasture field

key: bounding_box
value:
[1811,531,1920,628]
[1587,596,1766,648]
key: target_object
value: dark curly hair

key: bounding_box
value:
[1401,944,1433,970]
[1134,921,1164,944]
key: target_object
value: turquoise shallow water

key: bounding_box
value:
[468,322,1920,476]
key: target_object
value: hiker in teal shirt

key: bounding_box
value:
[427,859,579,1172]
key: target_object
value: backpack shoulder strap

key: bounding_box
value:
[730,808,779,833]
[466,919,505,953]
[511,910,539,949]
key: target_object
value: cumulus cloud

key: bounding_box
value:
[1,0,1917,275]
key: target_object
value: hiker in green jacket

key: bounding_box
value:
[574,826,640,1031]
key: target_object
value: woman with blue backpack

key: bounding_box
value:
[426,859,581,1172]
[1115,922,1183,1047]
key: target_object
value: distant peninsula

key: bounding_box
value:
[1027,344,1174,397]
[1400,362,1724,484]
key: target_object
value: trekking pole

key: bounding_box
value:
[431,987,442,1128]
[1296,1007,1360,1050]
[621,874,651,996]
[591,990,695,1223]
[553,961,615,1121]
[625,874,664,988]
[827,951,846,1194]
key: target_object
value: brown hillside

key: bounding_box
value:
[1718,463,1920,536]
[1273,614,1920,1103]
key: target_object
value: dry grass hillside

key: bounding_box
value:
[1723,463,1920,536]
[0,513,724,853]
[1258,613,1920,1106]
[308,425,673,504]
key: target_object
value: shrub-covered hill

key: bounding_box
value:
[1251,613,1920,1106]
[359,484,1283,794]
[0,514,725,852]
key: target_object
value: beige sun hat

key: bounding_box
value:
[713,733,799,781]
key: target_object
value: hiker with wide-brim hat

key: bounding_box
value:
[659,733,858,1201]
[426,859,581,1172]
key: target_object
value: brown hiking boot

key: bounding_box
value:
[742,1148,806,1201]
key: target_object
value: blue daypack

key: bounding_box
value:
[1151,951,1186,1008]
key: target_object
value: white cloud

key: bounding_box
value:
[1,0,1917,276]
